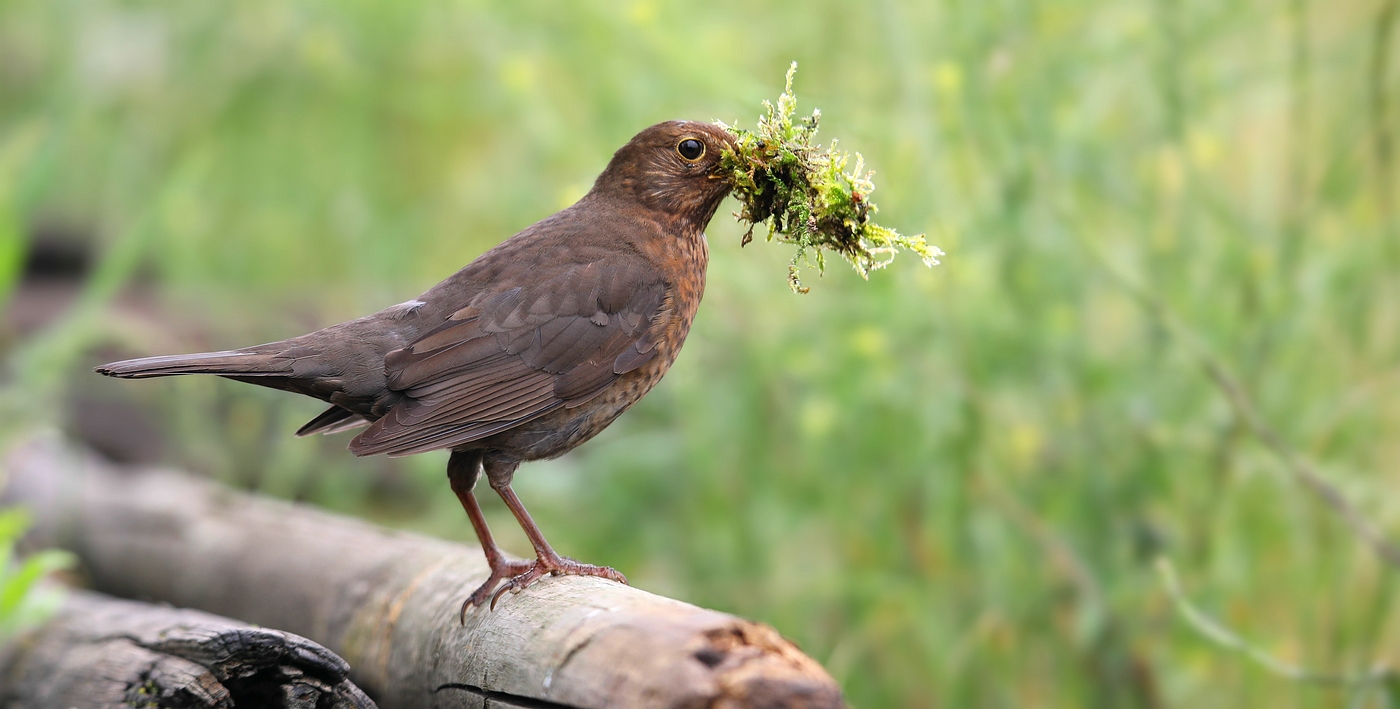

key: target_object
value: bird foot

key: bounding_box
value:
[460,558,536,621]
[489,555,627,609]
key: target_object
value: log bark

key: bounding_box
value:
[0,588,375,709]
[1,436,846,709]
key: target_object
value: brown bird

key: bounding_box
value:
[97,120,736,614]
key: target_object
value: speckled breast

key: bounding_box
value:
[475,231,709,462]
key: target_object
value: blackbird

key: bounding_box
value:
[97,120,736,614]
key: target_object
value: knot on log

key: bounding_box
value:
[0,590,375,709]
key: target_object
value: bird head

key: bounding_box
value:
[589,120,737,231]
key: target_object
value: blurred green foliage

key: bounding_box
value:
[0,508,71,639]
[2,0,1399,707]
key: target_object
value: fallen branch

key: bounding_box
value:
[0,588,375,709]
[1,435,845,709]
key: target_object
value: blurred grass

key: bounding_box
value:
[2,0,1400,706]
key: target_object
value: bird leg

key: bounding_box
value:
[448,453,533,619]
[487,476,628,609]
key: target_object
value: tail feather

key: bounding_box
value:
[295,405,369,437]
[95,350,290,379]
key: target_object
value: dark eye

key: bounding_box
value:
[677,138,705,161]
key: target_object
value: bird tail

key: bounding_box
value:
[95,350,291,379]
[294,405,368,437]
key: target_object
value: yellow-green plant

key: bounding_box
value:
[0,508,71,639]
[718,64,941,293]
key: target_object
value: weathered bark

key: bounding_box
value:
[1,436,846,709]
[0,588,375,709]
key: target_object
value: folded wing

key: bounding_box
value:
[349,257,667,457]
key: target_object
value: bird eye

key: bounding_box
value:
[676,138,705,161]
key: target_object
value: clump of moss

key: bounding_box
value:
[717,63,942,293]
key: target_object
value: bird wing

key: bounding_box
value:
[348,256,668,457]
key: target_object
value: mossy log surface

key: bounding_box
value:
[0,588,375,709]
[1,437,846,709]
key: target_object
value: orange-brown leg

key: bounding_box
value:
[447,452,532,619]
[486,474,626,609]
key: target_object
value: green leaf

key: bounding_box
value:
[0,549,75,620]
[0,508,31,544]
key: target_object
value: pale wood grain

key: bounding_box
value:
[1,436,846,709]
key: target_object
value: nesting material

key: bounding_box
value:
[717,63,942,293]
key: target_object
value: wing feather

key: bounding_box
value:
[349,256,668,457]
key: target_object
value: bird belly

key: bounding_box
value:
[471,351,674,462]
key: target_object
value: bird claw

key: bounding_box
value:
[460,558,535,622]
[488,556,628,610]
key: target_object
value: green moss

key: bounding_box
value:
[717,63,941,293]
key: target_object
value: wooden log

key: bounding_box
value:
[1,436,846,709]
[0,588,375,709]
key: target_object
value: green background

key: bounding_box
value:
[2,0,1399,706]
